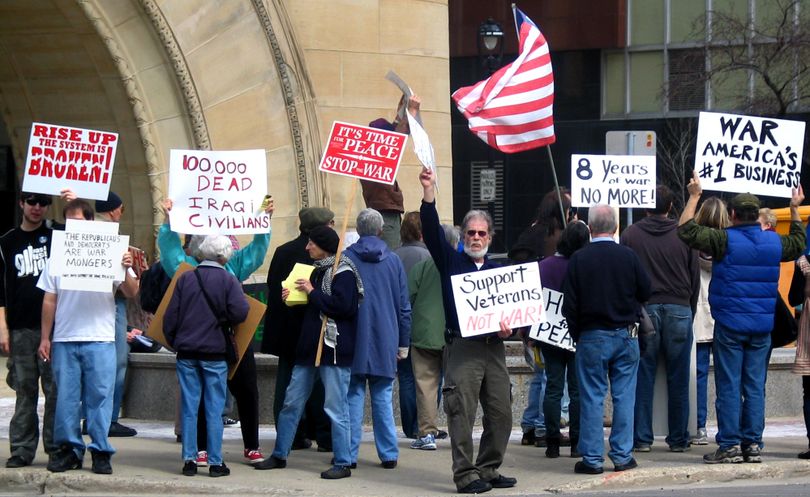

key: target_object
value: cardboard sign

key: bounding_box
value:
[451,263,545,337]
[318,121,407,185]
[695,111,805,198]
[22,123,118,200]
[147,263,267,379]
[129,246,148,279]
[49,219,129,292]
[168,149,269,235]
[571,154,656,208]
[528,288,575,352]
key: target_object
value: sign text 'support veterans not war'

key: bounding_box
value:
[23,123,118,200]
[451,263,545,338]
[319,121,407,185]
[570,154,656,208]
[168,149,270,235]
[695,111,805,198]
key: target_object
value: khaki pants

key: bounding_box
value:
[443,338,512,490]
[412,346,443,436]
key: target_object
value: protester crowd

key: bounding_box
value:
[4,116,810,491]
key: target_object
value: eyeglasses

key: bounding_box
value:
[24,198,51,207]
[466,230,489,238]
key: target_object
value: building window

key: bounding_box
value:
[668,49,705,111]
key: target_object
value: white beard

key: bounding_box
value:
[463,243,489,259]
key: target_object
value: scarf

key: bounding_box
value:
[313,254,364,363]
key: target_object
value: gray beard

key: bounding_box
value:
[463,244,488,259]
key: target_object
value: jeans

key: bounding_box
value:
[7,328,57,462]
[176,358,228,465]
[520,361,546,435]
[52,342,116,458]
[112,298,128,423]
[273,365,352,467]
[273,355,331,448]
[540,343,579,443]
[397,356,418,438]
[576,328,639,468]
[349,374,398,463]
[713,324,770,450]
[634,304,693,448]
[696,342,712,429]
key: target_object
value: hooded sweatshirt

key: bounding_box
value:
[346,235,411,379]
[620,215,699,310]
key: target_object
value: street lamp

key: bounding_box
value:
[478,18,504,76]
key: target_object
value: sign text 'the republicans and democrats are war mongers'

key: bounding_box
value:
[695,111,805,198]
[23,123,118,201]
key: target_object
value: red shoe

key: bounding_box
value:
[195,450,208,467]
[244,449,265,464]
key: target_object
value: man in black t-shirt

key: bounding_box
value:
[0,191,57,468]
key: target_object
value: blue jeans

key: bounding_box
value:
[176,358,227,464]
[397,356,418,438]
[634,304,693,448]
[349,374,398,463]
[713,324,770,450]
[696,342,712,429]
[576,328,639,468]
[273,365,352,467]
[52,342,116,458]
[521,362,546,435]
[112,298,128,422]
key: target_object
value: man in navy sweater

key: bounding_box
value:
[563,204,651,475]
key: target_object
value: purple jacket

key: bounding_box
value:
[164,262,250,360]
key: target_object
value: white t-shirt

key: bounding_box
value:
[36,259,129,342]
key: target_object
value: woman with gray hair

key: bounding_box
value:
[164,235,250,478]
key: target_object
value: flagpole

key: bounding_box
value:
[545,146,568,229]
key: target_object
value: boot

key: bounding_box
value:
[545,438,560,458]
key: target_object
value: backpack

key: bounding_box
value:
[139,261,172,313]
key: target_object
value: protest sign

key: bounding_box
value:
[168,149,269,235]
[146,262,267,379]
[570,154,656,208]
[318,121,407,185]
[129,246,148,278]
[528,288,575,352]
[451,262,545,337]
[50,219,129,292]
[22,123,118,200]
[385,70,436,171]
[695,111,805,198]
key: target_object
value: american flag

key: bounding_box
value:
[452,6,555,153]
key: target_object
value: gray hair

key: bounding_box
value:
[441,224,460,248]
[588,204,617,235]
[461,210,494,237]
[356,208,383,236]
[196,235,234,263]
[187,235,205,259]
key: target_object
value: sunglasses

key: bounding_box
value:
[466,230,489,238]
[24,198,51,207]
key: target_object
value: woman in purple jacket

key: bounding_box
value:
[164,235,250,478]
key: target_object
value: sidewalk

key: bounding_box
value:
[2,412,810,496]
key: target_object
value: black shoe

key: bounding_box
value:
[381,460,397,469]
[254,455,287,470]
[703,445,743,464]
[799,448,810,459]
[5,455,29,468]
[182,460,197,476]
[521,431,536,446]
[291,438,312,450]
[545,442,560,459]
[317,445,332,453]
[570,447,582,458]
[321,465,352,479]
[534,434,547,447]
[436,430,449,440]
[108,422,137,437]
[613,458,638,472]
[742,444,762,463]
[175,434,182,443]
[209,463,230,477]
[458,479,492,494]
[487,474,516,488]
[91,450,113,475]
[47,448,82,473]
[574,461,603,475]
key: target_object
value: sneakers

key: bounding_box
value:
[253,455,287,470]
[691,427,709,445]
[703,445,744,464]
[320,465,351,479]
[90,451,113,475]
[742,444,762,463]
[574,461,603,475]
[436,430,449,440]
[195,450,208,467]
[108,422,137,437]
[46,448,82,473]
[223,417,240,428]
[182,460,197,476]
[458,479,493,494]
[634,443,652,453]
[410,433,437,450]
[209,463,230,477]
[5,455,29,468]
[244,448,265,464]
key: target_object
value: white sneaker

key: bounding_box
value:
[410,433,437,450]
[691,427,709,445]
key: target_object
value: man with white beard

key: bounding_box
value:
[418,168,514,495]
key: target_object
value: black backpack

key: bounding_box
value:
[139,261,172,313]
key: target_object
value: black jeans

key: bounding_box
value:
[540,343,579,443]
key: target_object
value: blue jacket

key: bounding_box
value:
[346,235,411,379]
[157,223,271,281]
[710,225,782,333]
